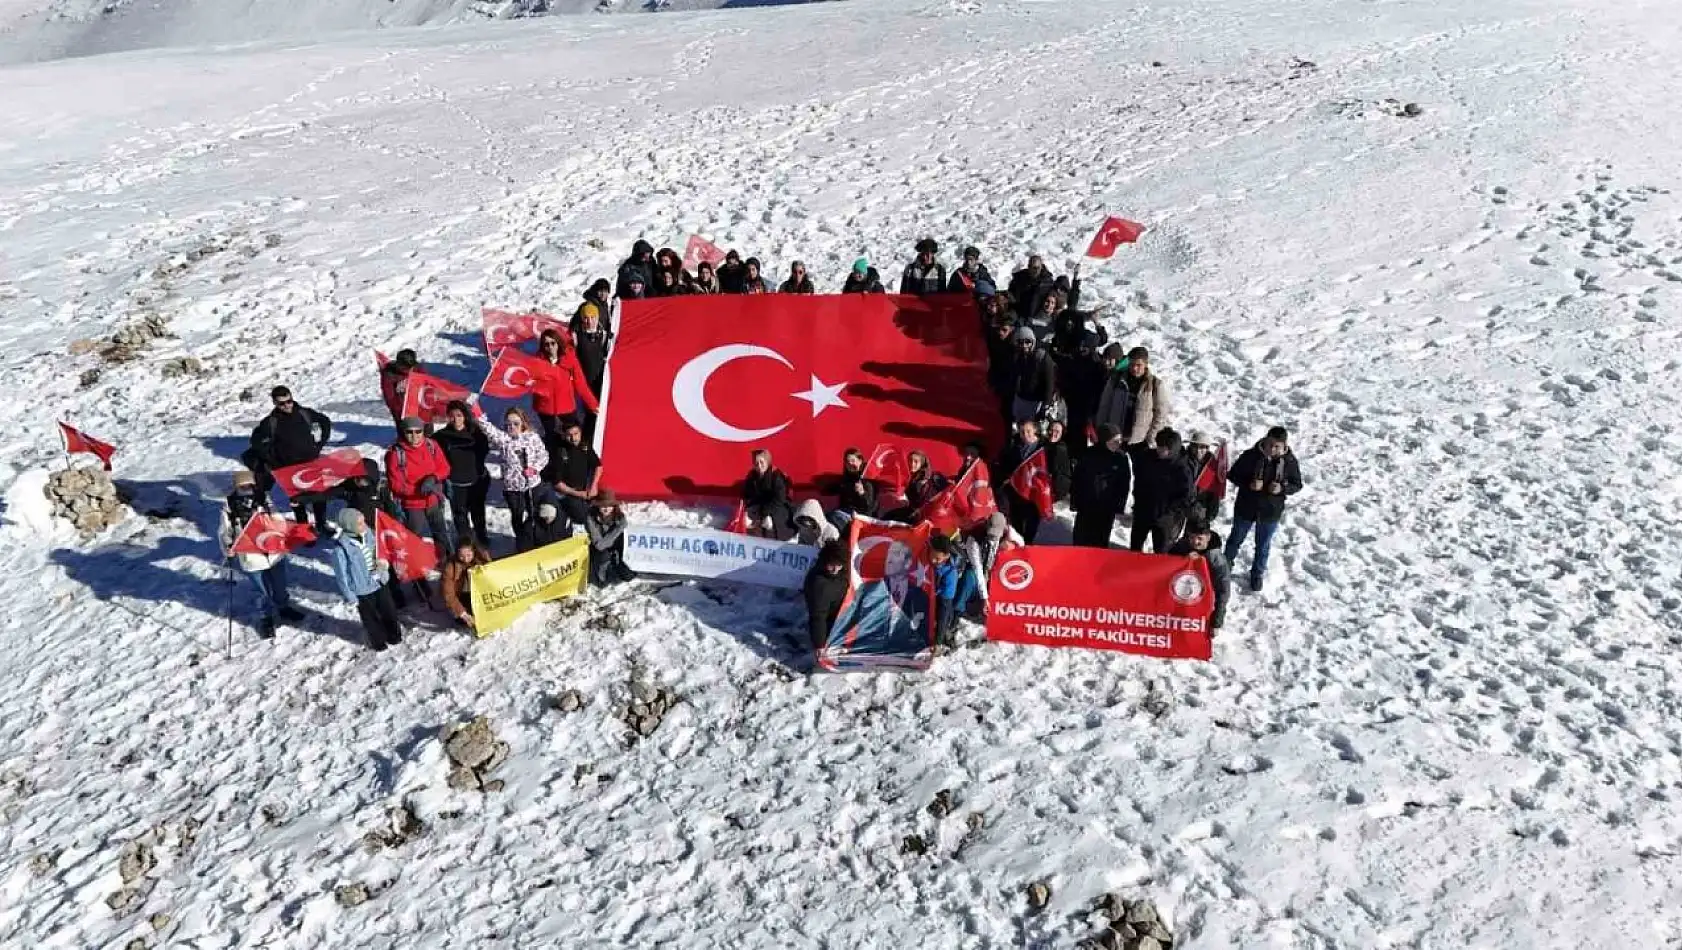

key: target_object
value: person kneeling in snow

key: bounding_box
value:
[526,486,573,550]
[742,449,796,541]
[929,534,980,648]
[793,498,840,547]
[219,468,304,640]
[442,540,490,631]
[587,489,636,586]
[1169,517,1230,632]
[803,540,849,650]
[328,508,405,652]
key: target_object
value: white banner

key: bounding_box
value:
[624,525,818,590]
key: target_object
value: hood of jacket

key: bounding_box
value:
[794,498,828,526]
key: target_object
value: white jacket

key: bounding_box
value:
[793,499,839,547]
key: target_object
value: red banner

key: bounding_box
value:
[986,546,1213,660]
[482,308,570,355]
[599,294,990,500]
[271,448,364,498]
[230,513,316,555]
[480,346,553,399]
[58,422,116,470]
[375,510,438,582]
[400,370,472,424]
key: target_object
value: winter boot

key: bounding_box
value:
[1249,573,1264,593]
[257,617,277,640]
[278,606,304,623]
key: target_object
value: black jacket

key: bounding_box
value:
[947,263,995,294]
[571,296,614,338]
[1051,306,1107,357]
[528,511,573,548]
[551,441,601,494]
[1055,350,1107,432]
[835,470,878,518]
[1070,446,1130,514]
[572,325,611,400]
[1010,348,1057,404]
[1167,532,1231,629]
[1133,451,1195,524]
[1228,445,1303,523]
[803,563,848,647]
[1008,267,1057,322]
[431,424,490,486]
[904,469,948,511]
[249,405,331,470]
[778,277,815,294]
[899,261,947,296]
[742,468,793,510]
[717,262,748,294]
[995,438,1043,510]
[842,269,885,294]
[1044,440,1072,502]
[615,241,655,298]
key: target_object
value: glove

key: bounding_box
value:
[524,468,538,479]
[417,476,440,496]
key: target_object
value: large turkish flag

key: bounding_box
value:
[599,294,992,500]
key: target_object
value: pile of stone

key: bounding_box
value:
[444,717,508,793]
[46,466,126,534]
[159,356,206,379]
[619,678,679,743]
[106,839,156,917]
[360,801,425,853]
[102,314,174,363]
[1080,895,1175,950]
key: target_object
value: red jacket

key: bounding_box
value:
[533,349,600,417]
[385,439,451,510]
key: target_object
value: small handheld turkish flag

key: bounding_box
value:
[375,350,391,370]
[400,370,473,424]
[480,346,553,399]
[1197,441,1230,501]
[375,510,438,582]
[725,500,750,535]
[1008,447,1056,518]
[230,513,316,556]
[272,448,365,498]
[863,443,909,499]
[683,235,727,272]
[58,422,117,471]
[482,308,570,356]
[1084,216,1146,259]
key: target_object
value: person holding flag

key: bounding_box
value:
[219,469,305,640]
[532,329,600,444]
[998,418,1052,543]
[327,508,405,652]
[831,447,879,529]
[1186,430,1228,524]
[386,416,455,565]
[245,385,334,535]
[379,349,420,429]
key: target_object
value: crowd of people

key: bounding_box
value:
[218,236,1305,654]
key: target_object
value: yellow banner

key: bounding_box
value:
[469,535,589,637]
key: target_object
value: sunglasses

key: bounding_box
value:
[274,398,294,407]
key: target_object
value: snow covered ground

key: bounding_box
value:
[5,0,1682,946]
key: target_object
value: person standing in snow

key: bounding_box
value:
[803,540,850,650]
[742,449,796,541]
[378,349,420,429]
[793,498,841,546]
[327,508,404,652]
[1094,345,1171,456]
[691,261,721,294]
[1006,326,1058,423]
[654,247,690,290]
[441,540,490,631]
[1170,516,1231,632]
[1070,425,1130,548]
[1008,254,1058,323]
[1130,427,1194,553]
[1042,419,1073,503]
[779,261,816,294]
[741,258,772,294]
[652,270,684,296]
[616,240,655,299]
[1223,426,1304,592]
[985,316,1020,422]
[842,258,886,294]
[900,238,947,296]
[574,278,615,337]
[471,403,549,551]
[569,303,612,442]
[385,415,455,565]
[245,385,334,535]
[947,246,995,295]
[1184,430,1226,525]
[997,418,1046,544]
[586,489,636,587]
[218,468,304,640]
[892,449,948,521]
[532,328,600,446]
[1055,331,1108,458]
[550,418,602,527]
[431,401,491,548]
[717,250,748,294]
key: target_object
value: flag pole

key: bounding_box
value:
[223,557,236,659]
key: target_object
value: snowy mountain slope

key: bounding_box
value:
[5,0,1682,946]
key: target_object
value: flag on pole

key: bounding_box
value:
[230,513,316,555]
[683,235,727,271]
[863,443,909,498]
[1007,447,1055,518]
[375,510,439,582]
[58,422,117,470]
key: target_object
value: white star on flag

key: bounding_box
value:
[792,375,849,417]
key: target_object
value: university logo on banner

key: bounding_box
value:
[623,525,817,590]
[469,535,589,636]
[598,293,992,499]
[818,516,937,672]
[986,546,1213,660]
[272,448,365,498]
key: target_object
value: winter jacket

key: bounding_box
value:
[842,269,886,294]
[550,441,601,496]
[532,349,599,418]
[1094,370,1171,446]
[947,263,995,295]
[1168,532,1231,629]
[219,491,283,572]
[835,470,878,518]
[1010,348,1058,405]
[1044,440,1073,502]
[1051,307,1107,357]
[779,277,816,294]
[249,406,332,470]
[1008,266,1057,322]
[1055,350,1108,439]
[442,557,475,620]
[1132,451,1195,525]
[899,261,948,296]
[474,415,549,494]
[529,510,572,548]
[585,507,626,553]
[1070,446,1130,515]
[717,261,748,294]
[1186,450,1225,523]
[431,424,490,486]
[985,331,1017,401]
[328,529,386,603]
[691,277,721,294]
[932,558,960,602]
[792,499,840,546]
[742,468,793,510]
[904,469,948,512]
[615,242,655,298]
[571,325,611,400]
[743,277,771,295]
[385,438,452,511]
[1228,444,1303,523]
[379,365,412,420]
[803,563,848,646]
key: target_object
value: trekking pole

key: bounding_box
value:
[223,558,236,658]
